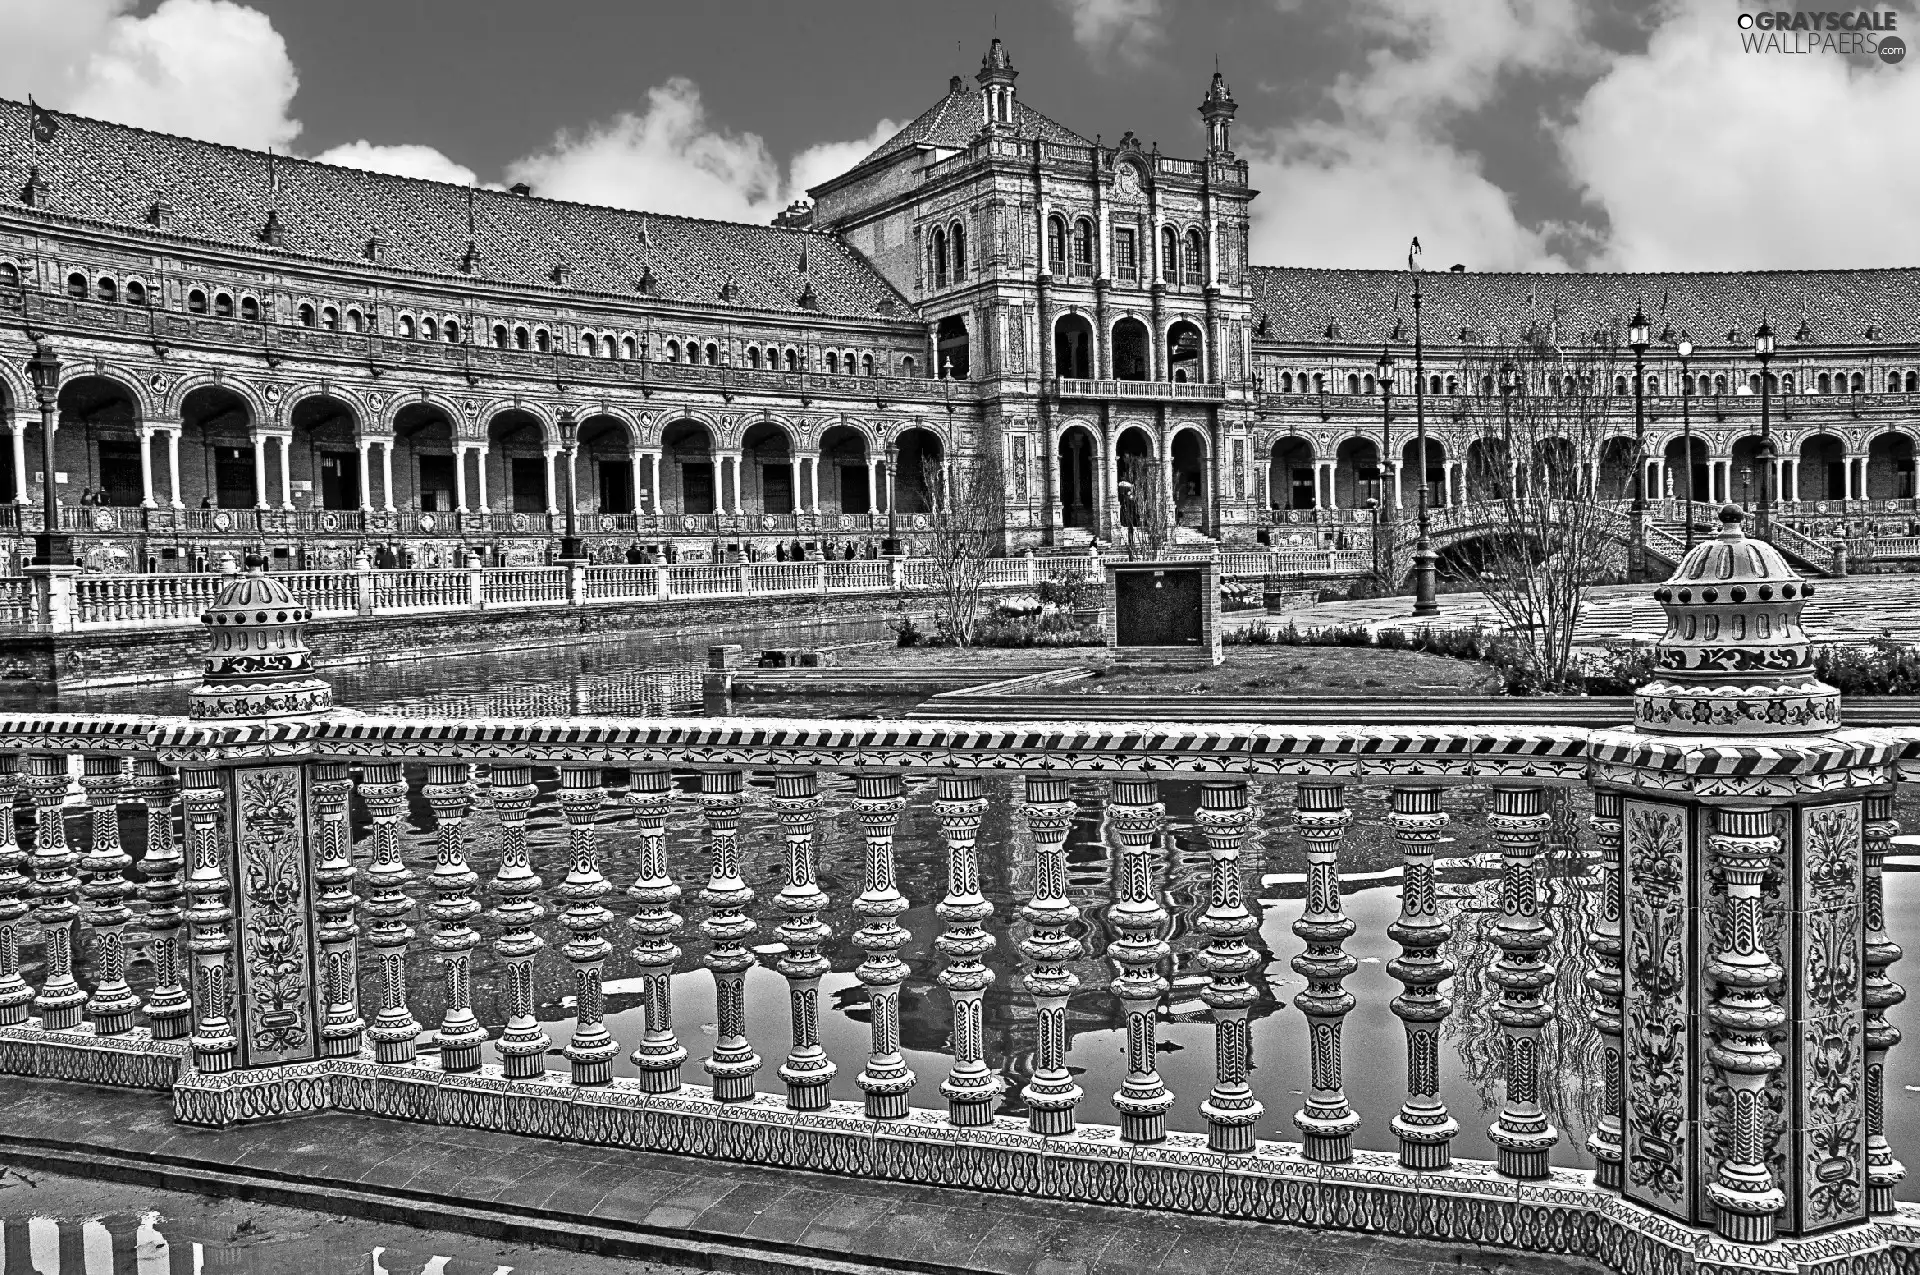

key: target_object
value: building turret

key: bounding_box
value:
[1200,65,1237,155]
[977,37,1018,129]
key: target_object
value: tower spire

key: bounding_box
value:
[976,36,1018,129]
[1200,62,1238,156]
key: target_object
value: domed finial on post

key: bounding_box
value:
[1634,503,1838,735]
[189,568,333,721]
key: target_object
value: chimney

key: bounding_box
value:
[509,181,532,197]
[148,197,171,228]
[366,231,386,263]
[19,165,48,209]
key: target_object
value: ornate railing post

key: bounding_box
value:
[180,767,236,1072]
[134,760,190,1041]
[358,760,418,1065]
[625,768,685,1092]
[852,772,914,1119]
[78,756,138,1035]
[487,764,548,1078]
[1584,789,1625,1190]
[698,769,760,1101]
[0,757,32,1026]
[556,765,616,1085]
[26,754,85,1032]
[1019,775,1083,1136]
[1385,784,1457,1169]
[1291,780,1359,1163]
[933,775,998,1126]
[308,761,362,1058]
[1194,779,1261,1153]
[423,762,484,1073]
[771,771,833,1110]
[1485,783,1557,1180]
[1107,777,1173,1143]
[1863,790,1906,1215]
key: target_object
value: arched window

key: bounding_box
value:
[1764,372,1778,392]
[321,306,339,331]
[1908,371,1918,393]
[399,315,416,338]
[1481,374,1494,395]
[666,339,681,362]
[1281,371,1294,393]
[1445,375,1458,395]
[902,355,916,377]
[422,317,439,341]
[1364,374,1376,395]
[1892,373,1904,393]
[214,292,234,319]
[1314,372,1326,393]
[1818,372,1832,394]
[1046,215,1067,274]
[1427,375,1441,395]
[1347,373,1361,395]
[1713,373,1728,394]
[827,352,839,374]
[240,296,260,322]
[1683,374,1695,396]
[347,309,364,333]
[534,329,551,353]
[1646,374,1660,394]
[1182,229,1203,284]
[950,223,966,281]
[66,272,87,299]
[492,324,508,349]
[188,289,207,314]
[746,347,761,369]
[843,351,857,373]
[1071,218,1094,275]
[298,303,316,327]
[445,320,460,344]
[932,226,948,288]
[1782,374,1794,393]
[785,349,799,372]
[1614,375,1628,395]
[862,354,875,377]
[705,341,718,365]
[1748,373,1761,393]
[1851,371,1865,393]
[511,326,528,350]
[583,334,598,358]
[0,263,17,288]
[124,280,145,306]
[1161,226,1177,281]
[622,336,636,359]
[95,277,116,303]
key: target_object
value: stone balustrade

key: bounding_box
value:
[0,508,1912,1273]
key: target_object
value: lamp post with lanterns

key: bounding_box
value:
[1754,319,1776,540]
[1627,307,1650,584]
[557,411,583,562]
[1376,345,1396,586]
[1676,332,1695,551]
[1409,256,1437,616]
[1499,360,1517,495]
[25,340,68,567]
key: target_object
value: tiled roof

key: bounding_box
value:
[859,82,1091,167]
[0,99,911,321]
[1248,265,1920,349]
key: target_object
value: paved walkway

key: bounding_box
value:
[1235,573,1920,646]
[0,1079,1604,1275]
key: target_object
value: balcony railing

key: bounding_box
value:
[0,504,923,540]
[1053,377,1227,402]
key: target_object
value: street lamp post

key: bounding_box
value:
[1627,307,1650,584]
[1677,332,1695,551]
[1377,345,1396,587]
[1410,262,1437,616]
[558,411,583,561]
[1499,360,1517,495]
[25,340,69,567]
[1365,497,1381,587]
[1117,476,1136,558]
[1754,319,1776,540]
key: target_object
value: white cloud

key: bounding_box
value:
[507,77,898,221]
[1055,0,1166,66]
[1560,0,1920,269]
[313,140,477,187]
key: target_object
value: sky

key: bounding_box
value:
[0,0,1914,272]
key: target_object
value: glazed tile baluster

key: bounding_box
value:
[556,765,616,1085]
[934,775,998,1126]
[1705,806,1786,1242]
[625,768,686,1091]
[358,761,419,1065]
[698,769,760,1101]
[309,761,363,1058]
[135,760,190,1041]
[1107,777,1173,1143]
[26,754,85,1031]
[78,757,138,1035]
[853,772,914,1119]
[1195,779,1260,1153]
[180,767,236,1073]
[1291,781,1359,1163]
[1584,790,1625,1190]
[422,763,483,1072]
[1485,784,1559,1180]
[1019,775,1083,1136]
[771,771,833,1110]
[1386,784,1458,1170]
[0,757,29,1026]
[487,764,548,1078]
[1865,791,1907,1214]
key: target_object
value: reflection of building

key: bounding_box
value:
[4,40,1917,573]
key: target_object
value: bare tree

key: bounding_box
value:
[919,442,1006,646]
[1117,452,1171,559]
[1444,327,1635,691]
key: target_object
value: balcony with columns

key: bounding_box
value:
[0,509,1911,1272]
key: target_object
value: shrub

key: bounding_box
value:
[893,615,924,648]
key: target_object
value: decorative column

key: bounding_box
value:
[166,428,183,509]
[1485,784,1558,1180]
[308,761,362,1058]
[277,436,293,510]
[7,423,24,506]
[475,445,491,513]
[26,754,85,1031]
[543,447,559,515]
[358,761,419,1065]
[1584,789,1626,1190]
[180,767,236,1072]
[137,426,156,508]
[77,757,138,1035]
[1019,775,1083,1135]
[381,440,395,512]
[650,451,664,515]
[771,771,833,1110]
[556,765,616,1085]
[625,768,686,1091]
[251,433,269,509]
[424,762,484,1073]
[1864,790,1906,1215]
[1705,806,1787,1243]
[356,442,373,512]
[488,764,549,1078]
[698,769,760,1101]
[1386,784,1458,1169]
[1194,779,1261,1152]
[0,758,32,1026]
[453,444,469,513]
[1106,778,1173,1142]
[934,775,998,1126]
[1291,781,1360,1163]
[853,772,914,1118]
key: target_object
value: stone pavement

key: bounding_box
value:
[0,1078,1606,1275]
[1234,572,1920,646]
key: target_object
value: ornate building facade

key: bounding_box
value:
[0,39,1914,573]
